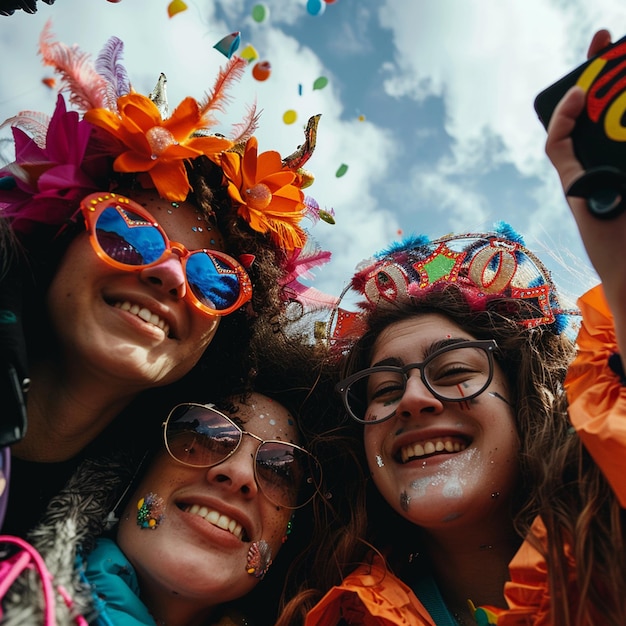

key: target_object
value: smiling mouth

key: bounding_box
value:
[180,504,249,541]
[398,437,468,463]
[112,300,172,337]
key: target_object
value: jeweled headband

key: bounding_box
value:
[328,223,579,350]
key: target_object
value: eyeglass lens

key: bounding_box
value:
[346,344,493,423]
[94,205,244,311]
[165,404,320,509]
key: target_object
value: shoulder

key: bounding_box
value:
[305,554,436,626]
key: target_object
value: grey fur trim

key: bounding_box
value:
[1,450,138,626]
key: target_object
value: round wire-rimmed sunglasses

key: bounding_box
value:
[336,339,498,424]
[162,403,322,510]
[79,192,252,317]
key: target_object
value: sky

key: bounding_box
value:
[1,0,625,303]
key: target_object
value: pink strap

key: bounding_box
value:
[0,535,61,626]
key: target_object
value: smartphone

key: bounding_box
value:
[534,35,626,171]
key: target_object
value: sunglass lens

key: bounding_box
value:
[95,206,166,266]
[186,252,243,311]
[166,405,240,467]
[256,443,321,508]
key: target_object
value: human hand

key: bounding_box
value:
[545,29,626,348]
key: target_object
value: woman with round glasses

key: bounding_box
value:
[1,329,338,626]
[0,28,330,536]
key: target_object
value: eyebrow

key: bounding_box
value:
[371,337,472,367]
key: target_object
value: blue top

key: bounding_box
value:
[80,538,156,626]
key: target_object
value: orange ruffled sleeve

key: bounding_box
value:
[305,555,436,626]
[564,284,626,507]
[493,517,575,626]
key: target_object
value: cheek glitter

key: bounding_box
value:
[246,540,273,579]
[136,492,165,530]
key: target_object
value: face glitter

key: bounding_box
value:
[488,391,512,406]
[375,454,384,467]
[400,490,411,511]
[136,492,165,530]
[441,475,463,498]
[246,540,273,579]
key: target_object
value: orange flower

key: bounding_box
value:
[84,93,232,201]
[220,136,306,251]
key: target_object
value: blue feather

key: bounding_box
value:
[376,234,431,259]
[493,221,525,245]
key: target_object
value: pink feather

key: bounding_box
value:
[230,102,261,144]
[279,243,337,309]
[284,283,339,310]
[0,111,51,148]
[198,56,248,124]
[38,20,111,112]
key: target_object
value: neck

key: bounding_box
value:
[143,589,216,626]
[12,358,138,462]
[419,515,520,621]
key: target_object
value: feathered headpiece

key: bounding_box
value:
[328,223,579,351]
[0,21,328,258]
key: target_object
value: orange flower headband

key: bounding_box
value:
[0,21,326,254]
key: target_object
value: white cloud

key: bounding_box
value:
[377,0,626,179]
[0,0,621,301]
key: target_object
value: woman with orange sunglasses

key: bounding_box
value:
[0,25,331,536]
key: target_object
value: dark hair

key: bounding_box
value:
[276,285,577,623]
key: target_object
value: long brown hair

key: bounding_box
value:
[277,285,579,624]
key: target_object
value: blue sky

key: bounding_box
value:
[1,0,625,302]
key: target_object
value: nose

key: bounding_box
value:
[140,253,187,300]
[395,370,444,420]
[204,439,259,499]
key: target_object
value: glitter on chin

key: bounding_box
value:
[407,448,479,500]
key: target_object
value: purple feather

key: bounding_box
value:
[95,36,130,103]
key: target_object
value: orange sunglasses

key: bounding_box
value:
[79,192,252,317]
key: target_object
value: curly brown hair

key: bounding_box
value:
[277,284,580,624]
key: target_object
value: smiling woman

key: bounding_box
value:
[0,325,338,626]
[0,22,331,538]
[274,226,584,626]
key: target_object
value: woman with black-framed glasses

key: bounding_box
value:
[276,223,589,626]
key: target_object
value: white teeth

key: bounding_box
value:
[114,301,170,336]
[400,438,467,462]
[185,504,244,540]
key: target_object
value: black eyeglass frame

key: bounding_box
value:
[335,339,499,425]
[162,402,322,510]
